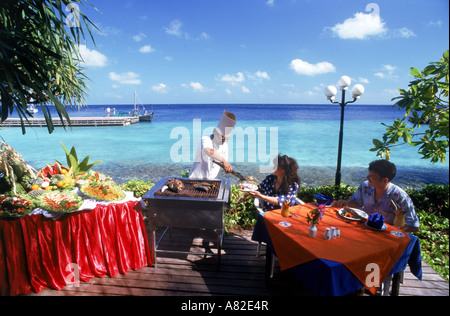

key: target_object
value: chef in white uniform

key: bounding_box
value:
[189,111,236,180]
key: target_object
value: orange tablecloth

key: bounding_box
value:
[263,204,410,293]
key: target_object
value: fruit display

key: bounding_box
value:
[0,194,35,218]
[0,141,37,195]
[75,170,111,183]
[37,191,83,213]
[0,141,130,217]
[80,182,126,202]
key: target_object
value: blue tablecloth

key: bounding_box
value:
[252,213,422,296]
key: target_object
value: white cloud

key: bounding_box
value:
[198,32,210,40]
[165,56,173,62]
[392,27,416,38]
[182,82,208,92]
[165,19,184,37]
[328,12,387,39]
[242,86,250,93]
[383,64,397,72]
[152,83,168,93]
[427,20,443,27]
[255,71,270,80]
[78,45,107,67]
[219,72,245,86]
[139,45,155,53]
[290,59,336,76]
[245,71,271,84]
[164,19,209,40]
[358,77,370,84]
[374,64,398,80]
[132,32,146,42]
[109,72,141,85]
[327,11,416,40]
[190,82,206,92]
[266,0,275,7]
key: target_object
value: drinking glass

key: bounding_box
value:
[279,202,291,227]
[391,210,406,238]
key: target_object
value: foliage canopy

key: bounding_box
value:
[0,0,98,134]
[371,50,449,164]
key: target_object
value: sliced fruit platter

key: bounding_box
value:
[0,194,35,218]
[37,191,83,213]
[75,170,110,182]
[80,182,126,202]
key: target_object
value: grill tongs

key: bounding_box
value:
[213,160,258,183]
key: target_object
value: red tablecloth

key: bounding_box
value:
[0,200,153,296]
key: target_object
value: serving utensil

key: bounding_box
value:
[212,161,258,183]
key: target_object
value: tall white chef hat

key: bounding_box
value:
[214,110,236,138]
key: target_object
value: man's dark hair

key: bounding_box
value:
[369,159,397,181]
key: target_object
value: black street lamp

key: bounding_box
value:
[324,76,365,186]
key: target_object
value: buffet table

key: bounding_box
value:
[252,204,422,296]
[0,194,153,296]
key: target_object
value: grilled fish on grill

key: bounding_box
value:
[167,179,184,193]
[194,182,214,192]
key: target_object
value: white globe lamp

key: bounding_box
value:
[352,84,365,99]
[338,76,352,90]
[324,85,338,101]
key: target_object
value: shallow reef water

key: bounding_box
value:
[95,161,448,190]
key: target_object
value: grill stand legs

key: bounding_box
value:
[151,226,223,268]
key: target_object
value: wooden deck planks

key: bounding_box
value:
[26,229,448,297]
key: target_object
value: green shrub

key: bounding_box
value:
[120,179,154,198]
[414,210,449,281]
[298,184,357,203]
[406,184,449,217]
[225,185,259,232]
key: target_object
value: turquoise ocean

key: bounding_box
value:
[1,104,448,189]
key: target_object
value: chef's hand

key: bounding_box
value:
[223,161,233,174]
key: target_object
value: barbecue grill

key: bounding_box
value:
[143,177,231,266]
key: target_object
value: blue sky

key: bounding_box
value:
[76,0,449,105]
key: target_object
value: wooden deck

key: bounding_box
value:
[1,116,139,127]
[26,228,448,297]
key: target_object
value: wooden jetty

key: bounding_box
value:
[25,229,449,297]
[0,116,139,127]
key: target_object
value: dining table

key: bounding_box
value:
[252,204,422,296]
[0,191,153,296]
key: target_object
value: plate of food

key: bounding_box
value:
[37,191,83,213]
[0,194,35,218]
[80,182,126,202]
[337,207,368,221]
[238,182,258,192]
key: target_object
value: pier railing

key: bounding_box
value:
[0,117,139,127]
